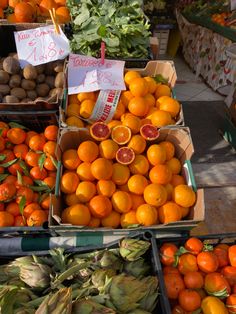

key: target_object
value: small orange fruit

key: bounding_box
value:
[155,84,171,98]
[129,155,149,175]
[80,99,96,118]
[67,103,80,117]
[130,194,145,210]
[77,92,95,102]
[30,166,47,180]
[121,113,141,134]
[144,93,156,107]
[107,120,122,130]
[111,125,131,145]
[151,110,172,127]
[89,195,112,218]
[127,174,148,195]
[75,181,96,203]
[158,201,182,224]
[44,157,57,171]
[180,206,190,218]
[55,6,70,24]
[7,128,26,145]
[88,217,100,228]
[91,158,113,180]
[27,209,48,227]
[44,125,58,141]
[99,139,119,160]
[29,134,46,151]
[121,91,134,107]
[60,171,80,194]
[66,116,84,128]
[76,162,95,181]
[64,193,80,206]
[0,211,14,227]
[13,144,29,160]
[68,94,80,104]
[128,135,146,154]
[128,97,148,117]
[25,151,40,167]
[14,216,26,227]
[144,183,167,207]
[124,71,141,86]
[171,174,186,187]
[165,183,174,201]
[166,157,181,175]
[62,204,91,226]
[62,149,81,170]
[158,96,180,118]
[129,77,148,97]
[173,185,196,207]
[113,101,125,120]
[23,203,41,218]
[111,163,130,185]
[43,141,57,157]
[136,204,158,226]
[147,144,166,165]
[144,76,157,93]
[6,202,20,217]
[97,180,116,198]
[43,176,56,189]
[77,141,99,163]
[159,141,175,161]
[120,210,139,228]
[112,191,132,213]
[149,164,172,185]
[101,210,120,228]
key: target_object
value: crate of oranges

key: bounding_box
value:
[61,60,184,130]
[49,124,204,234]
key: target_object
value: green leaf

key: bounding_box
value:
[34,180,48,187]
[50,156,58,170]
[17,171,23,185]
[74,7,90,25]
[153,74,169,84]
[38,153,46,171]
[38,193,49,204]
[97,25,107,37]
[0,174,9,182]
[8,122,28,130]
[0,154,6,162]
[0,129,3,136]
[19,160,30,176]
[19,195,26,216]
[1,158,18,168]
[29,185,51,192]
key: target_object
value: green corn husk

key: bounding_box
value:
[139,277,159,312]
[35,287,72,314]
[20,263,52,290]
[91,269,116,291]
[72,299,116,314]
[123,258,150,279]
[103,274,147,313]
[119,239,150,261]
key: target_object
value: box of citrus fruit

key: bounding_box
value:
[49,124,204,234]
[60,60,184,130]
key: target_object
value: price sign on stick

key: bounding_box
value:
[68,53,126,95]
[14,25,70,68]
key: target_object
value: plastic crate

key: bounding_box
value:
[153,30,170,55]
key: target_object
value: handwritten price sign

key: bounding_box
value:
[68,54,126,95]
[14,25,70,68]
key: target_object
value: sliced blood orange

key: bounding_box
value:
[116,147,135,165]
[140,124,159,141]
[90,122,111,141]
[111,125,131,145]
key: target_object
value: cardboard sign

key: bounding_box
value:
[68,54,126,95]
[14,25,70,68]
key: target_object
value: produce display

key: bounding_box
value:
[0,238,159,313]
[65,71,181,128]
[0,55,64,104]
[67,0,151,58]
[0,121,58,227]
[0,0,70,23]
[160,237,236,313]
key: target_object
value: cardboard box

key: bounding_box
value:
[49,127,205,235]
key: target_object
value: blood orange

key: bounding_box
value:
[111,125,131,145]
[90,122,110,141]
[116,147,135,165]
[140,124,159,141]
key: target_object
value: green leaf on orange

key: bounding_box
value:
[0,174,9,182]
[19,160,29,176]
[17,171,23,185]
[0,154,6,162]
[50,156,58,169]
[1,158,18,168]
[19,195,26,216]
[38,153,46,171]
[8,122,28,130]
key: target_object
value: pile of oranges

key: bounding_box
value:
[65,71,181,129]
[0,0,70,24]
[0,121,58,227]
[60,121,196,229]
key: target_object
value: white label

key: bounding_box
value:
[87,90,121,123]
[14,25,70,68]
[68,53,126,95]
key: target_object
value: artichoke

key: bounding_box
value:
[128,310,151,314]
[119,239,150,261]
[139,277,159,312]
[0,286,18,314]
[91,269,116,291]
[99,251,122,271]
[35,287,72,314]
[72,299,115,314]
[124,258,150,278]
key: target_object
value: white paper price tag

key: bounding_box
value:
[14,25,70,68]
[68,53,126,95]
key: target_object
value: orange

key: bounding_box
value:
[14,216,26,227]
[180,206,190,218]
[75,181,96,203]
[165,183,174,201]
[173,185,196,207]
[124,71,141,86]
[120,210,138,228]
[151,110,172,127]
[16,176,33,188]
[101,211,120,228]
[113,101,125,120]
[40,194,50,210]
[43,141,57,157]
[111,163,130,185]
[44,157,56,171]
[13,144,29,160]
[130,194,145,210]
[0,211,14,227]
[62,149,81,170]
[136,204,158,226]
[128,97,148,117]
[144,183,167,207]
[158,201,182,224]
[67,103,80,117]
[146,106,158,119]
[68,94,79,104]
[23,203,41,218]
[144,93,156,107]
[77,92,96,102]
[107,120,121,130]
[166,157,181,175]
[171,174,186,187]
[76,162,95,181]
[147,144,166,165]
[149,164,172,185]
[56,6,70,24]
[97,180,116,198]
[0,0,7,8]
[129,155,149,175]
[64,193,80,206]
[60,171,79,194]
[6,202,20,217]
[44,125,58,141]
[144,77,157,94]
[39,0,57,16]
[127,174,148,195]
[29,134,46,151]
[127,135,146,154]
[80,99,96,118]
[88,217,100,228]
[111,125,131,145]
[77,141,99,163]
[3,175,17,185]
[112,191,132,213]
[25,151,40,167]
[159,141,175,161]
[99,139,119,160]
[158,96,180,118]
[27,209,47,227]
[120,91,134,107]
[7,128,26,145]
[121,113,141,134]
[62,204,91,226]
[25,131,38,146]
[91,158,113,180]
[0,137,5,151]
[66,116,84,128]
[155,84,171,98]
[89,195,112,218]
[30,166,47,180]
[119,183,129,192]
[43,176,56,189]
[129,77,148,97]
